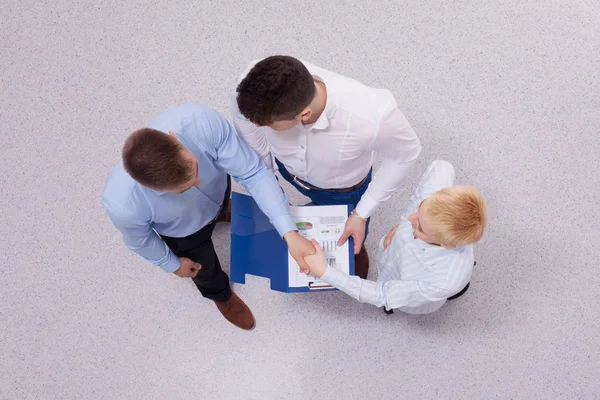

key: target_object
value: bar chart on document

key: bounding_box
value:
[287,204,351,288]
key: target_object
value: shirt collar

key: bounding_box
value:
[151,188,168,196]
[416,241,464,266]
[308,75,332,131]
[400,223,463,265]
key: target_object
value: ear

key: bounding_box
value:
[298,106,312,122]
[169,131,177,140]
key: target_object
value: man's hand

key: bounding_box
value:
[384,224,399,250]
[337,214,366,255]
[303,239,328,278]
[284,231,315,273]
[174,257,201,278]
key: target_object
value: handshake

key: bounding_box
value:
[287,212,368,279]
[298,239,329,278]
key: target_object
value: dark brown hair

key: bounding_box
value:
[122,128,192,189]
[236,56,316,126]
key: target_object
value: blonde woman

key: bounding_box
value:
[303,160,487,314]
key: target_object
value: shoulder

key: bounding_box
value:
[311,64,396,123]
[414,247,473,298]
[442,246,474,288]
[101,161,147,216]
[151,104,228,147]
[149,103,221,129]
[234,58,265,86]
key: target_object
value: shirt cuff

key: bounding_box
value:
[272,214,297,238]
[161,252,182,273]
[320,266,341,284]
[355,193,379,219]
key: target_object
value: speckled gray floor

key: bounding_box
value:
[1,1,599,399]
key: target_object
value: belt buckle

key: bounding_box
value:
[293,176,311,191]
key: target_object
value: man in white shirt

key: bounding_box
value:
[230,56,422,278]
[302,160,487,314]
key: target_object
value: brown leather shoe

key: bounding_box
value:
[354,245,369,279]
[214,292,256,331]
[216,201,231,223]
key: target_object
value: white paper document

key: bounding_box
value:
[287,204,351,288]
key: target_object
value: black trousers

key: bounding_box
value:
[161,176,232,303]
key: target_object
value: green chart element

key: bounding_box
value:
[295,222,313,230]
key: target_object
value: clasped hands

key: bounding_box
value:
[286,213,367,278]
[174,216,383,280]
[288,220,399,279]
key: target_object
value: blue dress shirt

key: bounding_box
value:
[102,103,295,273]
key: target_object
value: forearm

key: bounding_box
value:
[124,234,181,273]
[320,267,387,307]
[321,266,425,309]
[239,167,296,237]
[213,108,293,235]
[355,158,417,218]
[107,209,181,272]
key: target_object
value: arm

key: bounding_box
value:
[354,104,422,219]
[196,106,315,270]
[338,103,421,252]
[229,92,275,170]
[102,202,181,273]
[304,239,447,309]
[320,267,441,309]
[402,160,456,219]
[198,106,296,237]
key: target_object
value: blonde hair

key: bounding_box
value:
[426,186,487,247]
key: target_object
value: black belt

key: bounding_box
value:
[290,172,370,193]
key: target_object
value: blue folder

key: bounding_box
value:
[230,192,355,293]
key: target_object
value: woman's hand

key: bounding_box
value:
[384,224,399,250]
[303,239,328,278]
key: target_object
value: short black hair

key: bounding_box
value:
[236,56,316,126]
[122,128,193,189]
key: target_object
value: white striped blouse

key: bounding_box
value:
[320,160,475,314]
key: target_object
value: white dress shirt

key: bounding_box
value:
[320,161,475,314]
[229,60,422,218]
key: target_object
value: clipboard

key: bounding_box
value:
[230,192,355,293]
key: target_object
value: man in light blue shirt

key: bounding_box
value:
[102,104,313,330]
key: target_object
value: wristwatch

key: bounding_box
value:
[351,209,367,221]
